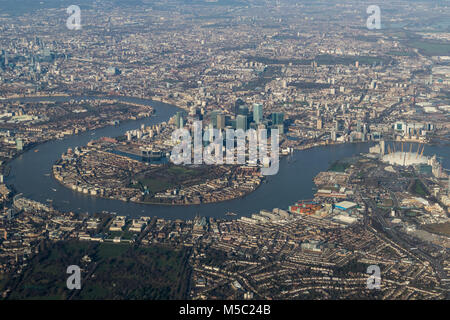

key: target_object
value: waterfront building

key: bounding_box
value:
[316,117,323,130]
[236,115,247,131]
[331,130,337,141]
[16,138,23,151]
[237,105,249,116]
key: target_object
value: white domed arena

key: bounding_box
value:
[382,151,429,166]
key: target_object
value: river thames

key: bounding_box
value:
[5,96,450,219]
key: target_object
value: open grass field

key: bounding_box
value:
[412,179,429,197]
[2,241,94,300]
[132,164,230,196]
[407,40,450,56]
[1,241,191,300]
[328,161,350,173]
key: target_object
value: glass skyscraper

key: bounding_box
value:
[236,115,248,131]
[175,111,184,129]
[272,112,284,125]
[253,103,263,124]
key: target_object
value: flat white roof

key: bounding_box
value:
[335,201,358,210]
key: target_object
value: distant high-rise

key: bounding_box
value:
[272,112,284,126]
[106,66,120,75]
[216,113,225,130]
[334,120,340,131]
[357,120,362,133]
[253,103,263,124]
[210,110,220,128]
[234,98,245,115]
[236,115,247,131]
[237,105,249,116]
[175,111,184,129]
[331,130,337,141]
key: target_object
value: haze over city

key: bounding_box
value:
[0,0,449,304]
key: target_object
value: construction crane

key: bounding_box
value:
[415,144,421,159]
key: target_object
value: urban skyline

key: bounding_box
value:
[0,0,449,304]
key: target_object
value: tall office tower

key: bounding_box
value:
[334,120,340,131]
[234,98,245,115]
[179,116,184,129]
[16,138,23,151]
[380,140,385,156]
[316,117,323,130]
[272,112,284,126]
[237,105,249,116]
[253,103,263,124]
[4,51,8,66]
[175,111,184,129]
[189,106,197,117]
[216,113,225,130]
[331,130,337,141]
[207,124,215,143]
[236,115,248,131]
[210,110,220,128]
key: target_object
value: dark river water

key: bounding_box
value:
[4,96,450,219]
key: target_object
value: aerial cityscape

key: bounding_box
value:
[0,0,449,303]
